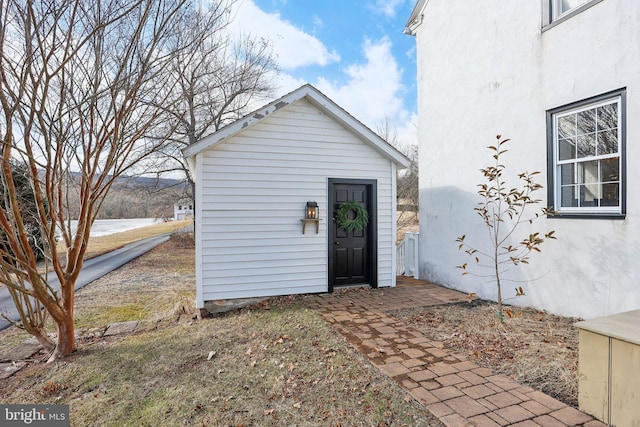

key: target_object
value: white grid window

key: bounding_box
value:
[552,0,589,20]
[544,0,602,28]
[552,96,622,214]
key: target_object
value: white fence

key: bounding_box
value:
[396,232,419,278]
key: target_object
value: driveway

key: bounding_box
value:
[0,233,170,331]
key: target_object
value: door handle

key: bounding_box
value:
[335,242,340,245]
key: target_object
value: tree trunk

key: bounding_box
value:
[495,247,503,323]
[29,327,56,351]
[48,273,77,361]
[49,314,76,361]
[189,178,196,221]
[5,286,56,350]
[496,280,503,323]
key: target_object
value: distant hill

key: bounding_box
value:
[64,173,190,220]
[110,175,187,189]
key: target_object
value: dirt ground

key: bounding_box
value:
[392,300,581,407]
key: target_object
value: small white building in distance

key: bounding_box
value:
[174,199,194,221]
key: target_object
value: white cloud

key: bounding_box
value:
[314,38,412,142]
[273,73,308,96]
[231,0,339,70]
[228,2,416,149]
[372,0,407,18]
[312,15,323,32]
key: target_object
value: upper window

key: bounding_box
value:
[547,89,626,217]
[552,0,589,20]
[543,0,603,29]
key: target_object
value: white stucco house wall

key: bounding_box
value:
[406,0,640,318]
[183,84,409,312]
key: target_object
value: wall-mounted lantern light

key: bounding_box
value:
[301,201,320,234]
[305,201,319,219]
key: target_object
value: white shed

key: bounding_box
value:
[183,85,409,311]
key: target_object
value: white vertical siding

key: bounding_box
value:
[197,99,395,302]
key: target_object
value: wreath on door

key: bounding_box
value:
[336,201,369,232]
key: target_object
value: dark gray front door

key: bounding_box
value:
[328,179,377,292]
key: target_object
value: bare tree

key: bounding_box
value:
[376,119,418,238]
[0,0,207,360]
[152,3,277,201]
[396,144,418,230]
[456,136,556,322]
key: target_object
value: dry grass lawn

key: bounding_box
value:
[393,300,580,407]
[2,308,439,426]
[0,233,441,427]
[1,221,584,424]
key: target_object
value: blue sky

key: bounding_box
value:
[230,0,418,146]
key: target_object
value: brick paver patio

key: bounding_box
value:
[304,277,605,427]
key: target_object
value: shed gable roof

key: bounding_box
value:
[182,84,410,168]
